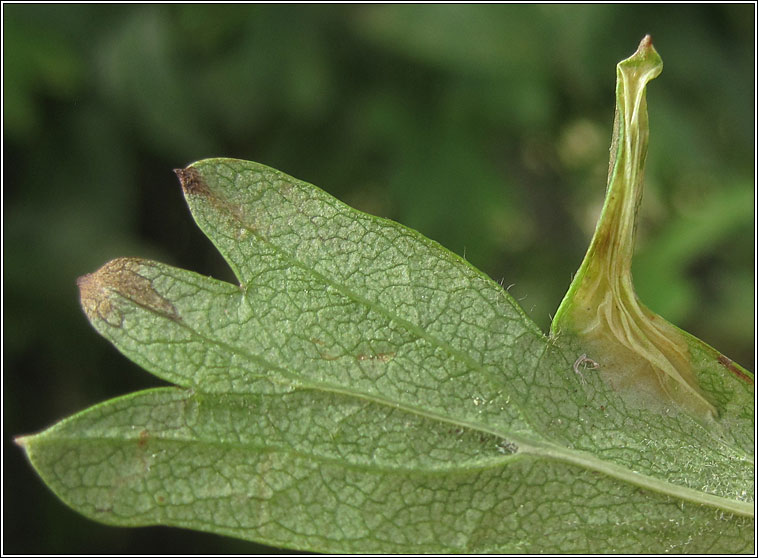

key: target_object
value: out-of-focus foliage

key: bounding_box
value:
[3,4,753,554]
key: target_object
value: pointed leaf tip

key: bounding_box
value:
[174,166,209,196]
[619,34,663,79]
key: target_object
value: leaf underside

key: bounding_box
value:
[17,36,754,557]
[19,156,753,554]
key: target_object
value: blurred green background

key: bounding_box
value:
[3,4,754,554]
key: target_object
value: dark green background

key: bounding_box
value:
[3,4,754,554]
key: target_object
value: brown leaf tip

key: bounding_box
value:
[636,34,654,54]
[174,166,210,197]
[78,258,179,326]
[77,268,116,324]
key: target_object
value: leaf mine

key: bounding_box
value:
[551,36,719,421]
[78,258,179,325]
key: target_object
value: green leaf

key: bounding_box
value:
[18,37,753,553]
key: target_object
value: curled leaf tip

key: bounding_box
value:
[552,39,716,421]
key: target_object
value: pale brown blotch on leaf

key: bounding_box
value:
[77,258,179,326]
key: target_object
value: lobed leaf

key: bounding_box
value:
[18,37,753,553]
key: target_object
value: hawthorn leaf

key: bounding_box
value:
[18,37,753,553]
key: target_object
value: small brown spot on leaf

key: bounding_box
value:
[174,166,210,197]
[717,355,753,385]
[137,429,149,448]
